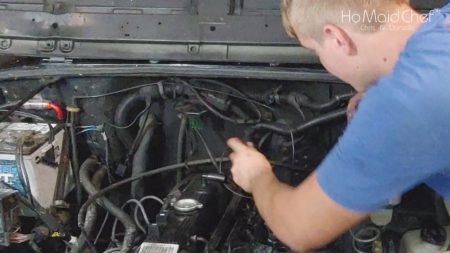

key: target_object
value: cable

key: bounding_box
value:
[190,236,209,253]
[69,112,82,210]
[77,125,98,129]
[296,93,354,112]
[253,109,347,136]
[111,199,150,239]
[217,148,252,199]
[79,144,315,227]
[193,128,220,172]
[73,83,159,100]
[0,109,56,142]
[176,79,262,124]
[15,138,36,208]
[0,101,19,109]
[104,106,151,130]
[133,196,163,230]
[139,195,163,205]
[189,78,265,118]
[19,140,34,206]
[94,213,109,245]
[79,229,98,253]
[103,248,121,253]
[0,110,55,139]
[163,79,272,112]
[257,133,272,149]
[76,128,97,135]
[78,158,230,228]
[0,79,60,123]
[223,183,251,199]
[104,133,114,184]
[0,110,46,121]
[190,86,274,111]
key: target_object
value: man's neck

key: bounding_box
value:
[373,5,425,75]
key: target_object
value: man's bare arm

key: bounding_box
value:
[227,138,367,252]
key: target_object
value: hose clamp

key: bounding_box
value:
[157,81,168,100]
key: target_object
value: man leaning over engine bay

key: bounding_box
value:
[227,0,450,252]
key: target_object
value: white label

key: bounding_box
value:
[138,243,179,253]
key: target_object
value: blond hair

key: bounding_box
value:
[281,0,410,39]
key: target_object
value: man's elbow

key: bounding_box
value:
[285,241,322,253]
[281,234,326,252]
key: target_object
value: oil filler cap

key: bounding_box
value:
[173,198,203,213]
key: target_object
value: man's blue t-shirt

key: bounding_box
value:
[316,3,450,212]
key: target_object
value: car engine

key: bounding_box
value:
[0,73,447,253]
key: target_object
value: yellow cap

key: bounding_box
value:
[66,106,81,113]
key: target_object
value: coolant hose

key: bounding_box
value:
[114,86,160,150]
[131,114,156,199]
[114,93,148,149]
[252,109,347,136]
[71,163,104,253]
[289,93,354,112]
[79,157,137,253]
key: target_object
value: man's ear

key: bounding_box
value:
[322,24,357,56]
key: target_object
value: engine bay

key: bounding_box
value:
[0,73,448,253]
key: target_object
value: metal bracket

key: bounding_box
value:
[59,40,74,53]
[0,39,11,50]
[187,44,200,55]
[38,40,56,52]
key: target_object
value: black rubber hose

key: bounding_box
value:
[114,93,148,149]
[114,86,160,150]
[253,109,347,136]
[78,158,230,230]
[295,93,354,112]
[79,157,137,253]
[280,92,354,112]
[131,114,156,199]
[71,163,104,253]
[77,158,307,227]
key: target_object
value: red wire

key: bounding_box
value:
[48,102,65,120]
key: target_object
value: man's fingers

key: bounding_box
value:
[227,137,248,152]
[246,142,255,148]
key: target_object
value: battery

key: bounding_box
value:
[0,123,69,208]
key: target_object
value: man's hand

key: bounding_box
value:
[227,138,367,252]
[227,137,273,193]
[347,92,364,120]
